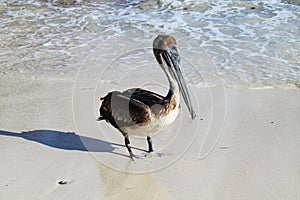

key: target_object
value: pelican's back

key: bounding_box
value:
[98,90,153,130]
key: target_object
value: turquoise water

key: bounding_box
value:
[0,0,299,88]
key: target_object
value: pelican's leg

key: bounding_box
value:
[124,136,134,158]
[147,136,153,152]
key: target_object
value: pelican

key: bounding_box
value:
[97,35,196,158]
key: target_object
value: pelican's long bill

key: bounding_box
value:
[162,46,196,119]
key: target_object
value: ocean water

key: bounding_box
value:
[0,0,299,89]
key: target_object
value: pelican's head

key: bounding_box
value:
[153,35,196,119]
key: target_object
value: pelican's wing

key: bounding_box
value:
[122,88,164,107]
[99,91,151,129]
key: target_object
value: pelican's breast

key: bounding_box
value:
[121,95,180,137]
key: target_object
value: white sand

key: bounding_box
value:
[0,74,300,199]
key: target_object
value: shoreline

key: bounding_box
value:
[3,72,300,90]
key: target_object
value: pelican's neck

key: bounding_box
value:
[166,78,179,100]
[161,64,180,103]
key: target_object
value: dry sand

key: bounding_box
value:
[0,74,299,199]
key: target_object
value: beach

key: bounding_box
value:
[1,0,300,199]
[1,74,299,199]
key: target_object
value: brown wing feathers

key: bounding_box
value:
[98,90,152,129]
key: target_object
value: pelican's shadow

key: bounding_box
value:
[0,129,127,155]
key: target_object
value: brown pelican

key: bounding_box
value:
[97,35,196,158]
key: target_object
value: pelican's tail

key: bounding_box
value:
[97,116,105,121]
[97,93,113,122]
